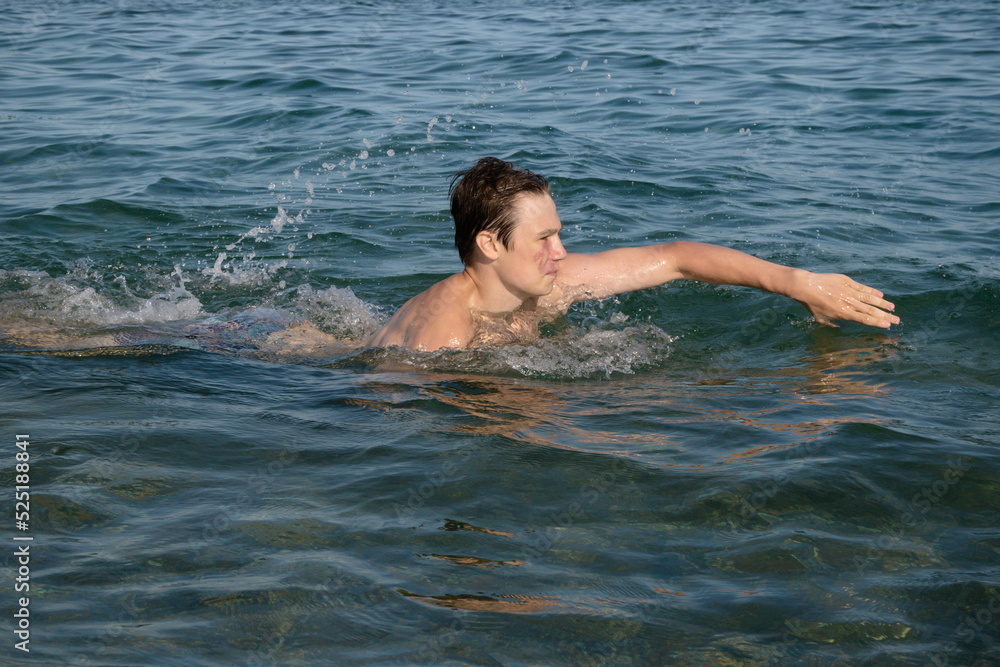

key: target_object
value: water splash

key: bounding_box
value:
[486,323,674,378]
[366,318,675,380]
[290,284,384,339]
[0,267,204,328]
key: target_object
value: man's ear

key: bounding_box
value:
[475,230,501,260]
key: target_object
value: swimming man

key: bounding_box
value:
[366,156,899,351]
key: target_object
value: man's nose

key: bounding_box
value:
[552,235,568,260]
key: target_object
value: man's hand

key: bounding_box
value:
[788,270,900,329]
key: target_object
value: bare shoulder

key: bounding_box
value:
[544,247,684,304]
[366,274,475,351]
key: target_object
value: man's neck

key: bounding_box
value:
[460,265,527,316]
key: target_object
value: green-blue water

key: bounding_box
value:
[2,1,999,664]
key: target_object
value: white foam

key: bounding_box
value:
[0,268,204,327]
[291,284,385,338]
[491,324,674,378]
[382,319,675,379]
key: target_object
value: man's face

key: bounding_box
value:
[496,192,568,299]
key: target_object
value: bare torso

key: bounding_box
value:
[364,268,594,351]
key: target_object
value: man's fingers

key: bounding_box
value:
[852,285,895,311]
[867,294,896,312]
[852,302,901,328]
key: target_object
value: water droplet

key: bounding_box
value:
[567,65,574,72]
[581,59,588,69]
[670,88,676,96]
[386,149,395,157]
[359,150,369,159]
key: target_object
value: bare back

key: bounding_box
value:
[365,273,477,351]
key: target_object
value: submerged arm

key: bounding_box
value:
[556,241,900,328]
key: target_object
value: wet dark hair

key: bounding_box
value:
[450,157,550,265]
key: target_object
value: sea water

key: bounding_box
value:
[1,1,998,664]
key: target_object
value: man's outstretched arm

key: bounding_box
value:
[554,241,900,329]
